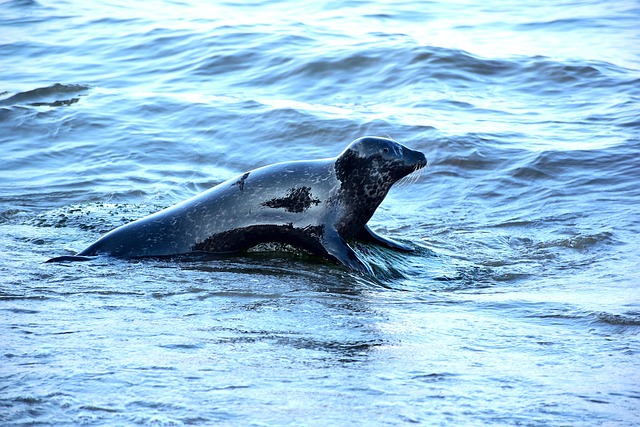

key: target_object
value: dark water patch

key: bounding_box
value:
[410,45,517,80]
[516,17,601,31]
[411,372,458,383]
[79,405,119,413]
[0,293,49,302]
[6,0,42,7]
[596,312,640,327]
[1,307,40,314]
[278,336,385,362]
[0,208,24,224]
[0,83,90,107]
[438,271,501,292]
[534,232,615,252]
[523,60,602,84]
[523,305,592,321]
[172,253,347,282]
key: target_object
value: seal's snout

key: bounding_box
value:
[414,151,428,169]
[404,148,427,170]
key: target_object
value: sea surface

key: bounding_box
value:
[1,0,639,425]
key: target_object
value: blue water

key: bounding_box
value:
[1,0,639,425]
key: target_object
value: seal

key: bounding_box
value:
[47,136,427,274]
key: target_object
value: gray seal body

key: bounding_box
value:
[47,137,427,274]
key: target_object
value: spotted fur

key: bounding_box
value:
[47,136,427,275]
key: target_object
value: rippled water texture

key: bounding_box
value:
[1,0,639,425]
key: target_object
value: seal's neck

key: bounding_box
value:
[333,150,396,237]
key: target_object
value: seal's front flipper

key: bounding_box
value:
[321,229,374,275]
[356,224,414,252]
[45,255,95,263]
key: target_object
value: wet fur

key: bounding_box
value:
[47,136,427,274]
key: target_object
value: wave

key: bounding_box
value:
[0,83,90,107]
[79,21,635,102]
[597,311,640,327]
[199,37,635,91]
[4,0,41,8]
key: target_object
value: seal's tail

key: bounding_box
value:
[45,255,95,263]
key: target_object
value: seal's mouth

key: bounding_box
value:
[414,158,428,170]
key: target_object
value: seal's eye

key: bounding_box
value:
[383,147,389,154]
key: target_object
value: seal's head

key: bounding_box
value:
[344,136,427,180]
[334,136,427,235]
[335,136,427,189]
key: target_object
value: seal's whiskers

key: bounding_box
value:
[396,164,425,188]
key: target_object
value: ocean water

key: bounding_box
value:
[1,0,639,425]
